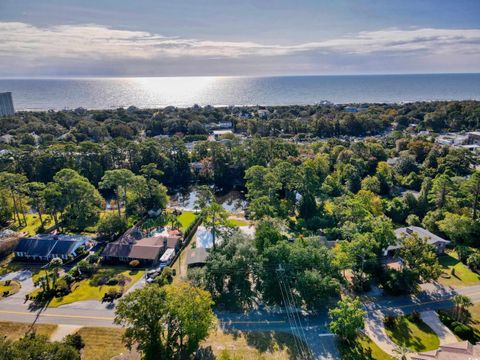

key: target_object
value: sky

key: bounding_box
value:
[0,0,479,77]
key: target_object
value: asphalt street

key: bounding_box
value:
[2,273,480,359]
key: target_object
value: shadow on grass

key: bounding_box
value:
[338,338,376,360]
[222,329,311,360]
[385,316,436,352]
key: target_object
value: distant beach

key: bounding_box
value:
[1,73,480,111]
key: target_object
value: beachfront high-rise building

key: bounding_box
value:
[0,92,15,116]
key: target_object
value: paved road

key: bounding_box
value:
[2,279,480,359]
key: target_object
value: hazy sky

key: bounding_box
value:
[1,0,480,77]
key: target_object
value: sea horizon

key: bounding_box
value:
[1,73,480,111]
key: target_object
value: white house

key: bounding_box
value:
[383,226,450,257]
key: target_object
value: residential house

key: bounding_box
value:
[411,341,480,360]
[212,129,233,139]
[14,234,93,261]
[102,227,181,265]
[383,226,450,257]
[186,247,209,268]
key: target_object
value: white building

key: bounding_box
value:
[383,226,450,257]
[0,92,15,117]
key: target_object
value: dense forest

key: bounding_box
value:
[1,100,480,309]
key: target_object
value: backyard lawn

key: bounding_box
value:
[438,251,480,287]
[48,267,144,307]
[177,211,196,231]
[13,213,54,236]
[227,218,250,227]
[0,321,57,340]
[339,333,394,360]
[385,315,439,352]
[76,327,128,360]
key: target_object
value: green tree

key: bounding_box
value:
[452,294,473,323]
[0,172,28,227]
[329,296,365,342]
[399,233,442,286]
[0,334,79,360]
[195,186,230,250]
[42,182,64,230]
[115,283,215,360]
[0,189,13,226]
[27,182,46,228]
[97,213,128,240]
[260,237,341,308]
[52,169,103,231]
[99,169,136,218]
[429,174,454,209]
[467,251,480,272]
[465,172,480,219]
[254,219,286,254]
[437,212,475,244]
[205,232,258,308]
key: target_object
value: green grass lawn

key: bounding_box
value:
[385,315,439,352]
[0,321,57,341]
[338,334,394,360]
[0,280,20,297]
[0,254,44,277]
[438,251,480,287]
[465,303,480,333]
[177,211,196,232]
[48,267,144,308]
[227,218,250,227]
[201,329,306,360]
[12,213,54,236]
[76,327,127,360]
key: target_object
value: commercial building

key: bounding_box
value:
[0,92,15,117]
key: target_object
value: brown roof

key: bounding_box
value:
[102,243,132,258]
[128,245,163,260]
[411,341,479,360]
[186,247,208,266]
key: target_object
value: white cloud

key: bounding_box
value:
[1,22,480,60]
[0,22,479,75]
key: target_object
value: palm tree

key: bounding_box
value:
[452,294,473,323]
[393,345,410,360]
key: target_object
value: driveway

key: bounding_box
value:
[0,270,34,304]
[420,311,457,345]
[364,310,398,356]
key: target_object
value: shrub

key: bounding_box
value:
[97,214,128,240]
[88,254,100,264]
[54,279,70,297]
[452,322,475,342]
[410,311,421,322]
[64,333,85,350]
[384,315,396,327]
[106,278,119,286]
[129,260,140,268]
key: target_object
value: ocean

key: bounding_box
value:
[1,73,480,111]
